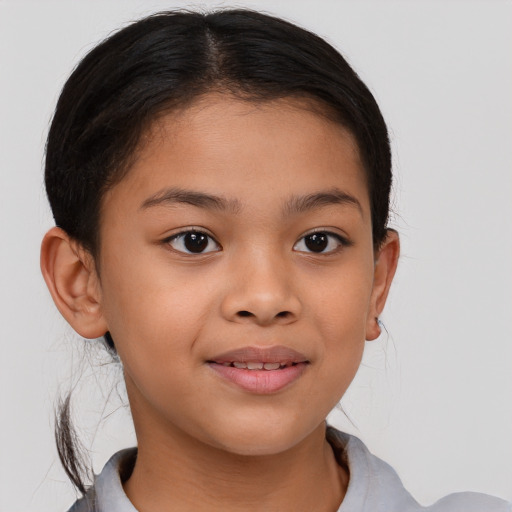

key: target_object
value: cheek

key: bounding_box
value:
[306,262,374,391]
[311,263,374,334]
[98,253,214,367]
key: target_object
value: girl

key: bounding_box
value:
[37,7,510,512]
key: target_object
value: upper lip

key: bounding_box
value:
[208,345,309,364]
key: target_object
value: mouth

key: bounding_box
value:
[213,361,301,370]
[208,345,309,366]
[207,346,310,394]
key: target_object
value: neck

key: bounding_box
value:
[124,415,347,512]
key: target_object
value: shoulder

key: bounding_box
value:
[326,426,511,512]
[429,492,512,512]
[66,486,97,512]
[66,448,138,512]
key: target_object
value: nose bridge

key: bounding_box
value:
[221,243,301,325]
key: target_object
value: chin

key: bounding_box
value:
[200,413,323,458]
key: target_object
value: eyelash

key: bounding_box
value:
[163,229,351,255]
[164,229,221,255]
[293,230,351,255]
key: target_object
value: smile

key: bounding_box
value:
[219,361,299,370]
[207,346,309,394]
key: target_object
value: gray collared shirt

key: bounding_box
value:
[67,428,511,512]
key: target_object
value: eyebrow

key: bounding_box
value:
[284,188,363,217]
[140,187,242,213]
[140,186,363,217]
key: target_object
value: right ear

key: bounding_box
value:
[40,227,108,339]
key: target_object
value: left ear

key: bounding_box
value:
[366,229,400,341]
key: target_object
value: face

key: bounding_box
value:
[95,95,385,455]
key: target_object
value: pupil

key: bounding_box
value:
[184,233,208,253]
[305,233,328,252]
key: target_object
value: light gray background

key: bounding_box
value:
[0,1,511,510]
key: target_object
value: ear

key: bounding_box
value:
[365,229,400,341]
[40,227,108,339]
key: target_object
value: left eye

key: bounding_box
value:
[293,232,345,254]
[167,231,220,254]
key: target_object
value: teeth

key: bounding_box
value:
[246,362,264,370]
[225,361,293,370]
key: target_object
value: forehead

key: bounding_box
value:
[104,94,370,216]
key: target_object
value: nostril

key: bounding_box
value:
[237,310,291,319]
[231,309,296,325]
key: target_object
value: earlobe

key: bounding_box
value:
[40,227,108,339]
[366,229,400,341]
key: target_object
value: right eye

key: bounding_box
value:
[166,231,221,254]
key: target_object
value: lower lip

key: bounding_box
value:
[208,363,308,394]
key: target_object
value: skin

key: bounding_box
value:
[41,94,399,511]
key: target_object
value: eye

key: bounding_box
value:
[166,230,220,254]
[293,231,347,254]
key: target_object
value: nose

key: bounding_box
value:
[220,250,302,326]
